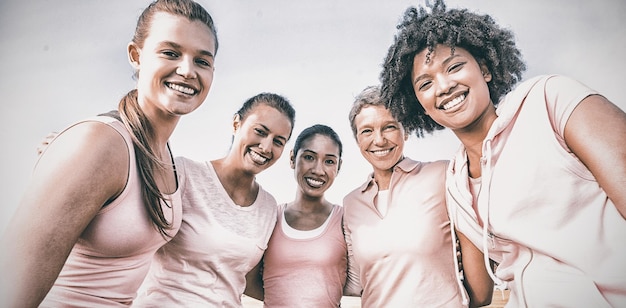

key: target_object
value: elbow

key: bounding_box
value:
[468,289,493,308]
[469,297,492,308]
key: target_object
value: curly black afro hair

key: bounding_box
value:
[380,0,526,137]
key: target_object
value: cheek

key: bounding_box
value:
[357,139,370,152]
[200,70,214,88]
[273,147,286,160]
[414,90,434,109]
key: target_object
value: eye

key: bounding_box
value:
[447,62,466,73]
[254,128,266,136]
[273,138,285,147]
[195,57,213,68]
[384,124,398,131]
[303,154,314,161]
[162,50,179,58]
[417,80,432,91]
[359,128,372,135]
[325,159,337,165]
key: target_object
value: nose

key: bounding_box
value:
[176,56,196,79]
[311,159,325,175]
[435,74,456,97]
[258,137,272,154]
[373,129,386,145]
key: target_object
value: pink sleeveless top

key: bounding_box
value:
[40,116,182,307]
[263,204,347,307]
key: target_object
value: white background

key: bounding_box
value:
[0,0,624,230]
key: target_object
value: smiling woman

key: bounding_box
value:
[342,86,493,307]
[133,93,296,307]
[380,0,626,306]
[0,0,219,307]
[0,1,625,307]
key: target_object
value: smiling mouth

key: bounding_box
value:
[440,93,466,110]
[305,177,325,188]
[166,82,197,95]
[248,150,270,165]
[370,148,392,157]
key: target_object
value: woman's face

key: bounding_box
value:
[130,12,216,118]
[411,45,493,131]
[354,105,407,174]
[232,103,292,175]
[291,134,341,199]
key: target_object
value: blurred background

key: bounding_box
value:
[0,0,624,229]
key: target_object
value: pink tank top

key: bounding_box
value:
[40,116,182,307]
[263,204,347,307]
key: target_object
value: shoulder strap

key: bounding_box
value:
[98,110,122,122]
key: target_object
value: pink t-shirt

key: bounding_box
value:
[262,204,347,307]
[447,75,626,307]
[40,116,182,308]
[343,158,467,307]
[134,158,277,307]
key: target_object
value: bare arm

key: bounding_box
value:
[342,219,362,297]
[564,95,626,218]
[458,231,493,307]
[244,259,264,301]
[0,122,128,307]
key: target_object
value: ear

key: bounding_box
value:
[479,62,492,83]
[128,42,141,70]
[232,113,241,134]
[337,158,343,173]
[289,150,296,169]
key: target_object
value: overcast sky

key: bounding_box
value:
[0,0,624,228]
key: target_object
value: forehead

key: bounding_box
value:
[143,12,216,55]
[244,104,292,135]
[355,105,394,125]
[299,134,340,155]
[414,45,473,65]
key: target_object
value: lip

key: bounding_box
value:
[165,81,199,96]
[369,147,393,157]
[438,90,468,110]
[248,148,270,165]
[304,176,326,188]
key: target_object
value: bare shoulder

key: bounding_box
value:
[36,120,130,196]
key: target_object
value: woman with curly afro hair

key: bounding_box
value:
[380,0,626,307]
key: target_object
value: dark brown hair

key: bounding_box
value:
[380,0,525,137]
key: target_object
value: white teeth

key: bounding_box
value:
[167,83,196,95]
[442,93,465,110]
[371,149,391,157]
[249,150,269,165]
[306,178,324,188]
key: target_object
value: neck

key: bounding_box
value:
[453,104,498,156]
[211,158,258,206]
[291,192,327,213]
[373,168,393,191]
[452,105,498,178]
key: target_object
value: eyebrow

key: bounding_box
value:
[159,41,215,58]
[413,53,460,85]
[302,149,338,158]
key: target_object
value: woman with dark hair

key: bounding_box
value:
[0,0,218,307]
[135,93,296,307]
[261,124,347,307]
[380,0,626,306]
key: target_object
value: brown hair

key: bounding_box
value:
[119,0,218,237]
